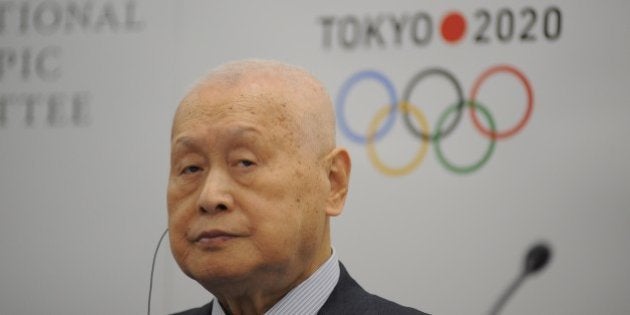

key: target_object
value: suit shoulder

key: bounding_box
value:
[364,292,429,315]
[319,262,429,315]
[169,301,212,315]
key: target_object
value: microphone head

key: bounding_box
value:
[523,242,552,275]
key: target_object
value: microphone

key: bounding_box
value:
[488,242,552,315]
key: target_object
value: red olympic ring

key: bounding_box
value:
[469,65,534,140]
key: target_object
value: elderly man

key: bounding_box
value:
[167,60,427,315]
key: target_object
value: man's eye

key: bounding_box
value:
[238,160,255,167]
[182,165,202,174]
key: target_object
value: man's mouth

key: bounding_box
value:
[194,230,239,247]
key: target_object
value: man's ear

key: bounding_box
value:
[325,147,351,217]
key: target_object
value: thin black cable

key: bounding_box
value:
[148,228,169,315]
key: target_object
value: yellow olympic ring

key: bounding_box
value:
[366,102,430,176]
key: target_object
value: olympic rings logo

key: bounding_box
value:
[335,64,534,175]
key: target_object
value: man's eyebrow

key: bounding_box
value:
[171,137,205,157]
[172,136,198,148]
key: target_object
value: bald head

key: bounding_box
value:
[173,59,336,158]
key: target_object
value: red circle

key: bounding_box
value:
[469,65,534,140]
[441,12,466,43]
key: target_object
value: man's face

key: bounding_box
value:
[167,82,331,290]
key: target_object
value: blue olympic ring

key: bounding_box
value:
[335,70,398,144]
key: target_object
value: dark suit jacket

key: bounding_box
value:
[172,262,428,315]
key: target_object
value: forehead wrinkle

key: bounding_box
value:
[172,125,262,149]
[173,93,260,140]
[173,103,297,159]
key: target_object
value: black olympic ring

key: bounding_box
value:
[401,68,465,142]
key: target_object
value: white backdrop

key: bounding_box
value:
[1,1,629,314]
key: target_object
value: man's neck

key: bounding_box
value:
[217,291,285,315]
[212,246,335,315]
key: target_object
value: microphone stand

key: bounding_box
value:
[488,271,527,315]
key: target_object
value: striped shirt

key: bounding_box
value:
[211,249,340,315]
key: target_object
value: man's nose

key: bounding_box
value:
[197,169,233,214]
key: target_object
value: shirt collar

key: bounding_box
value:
[212,248,340,315]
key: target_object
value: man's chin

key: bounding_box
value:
[191,269,260,296]
[184,259,255,285]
